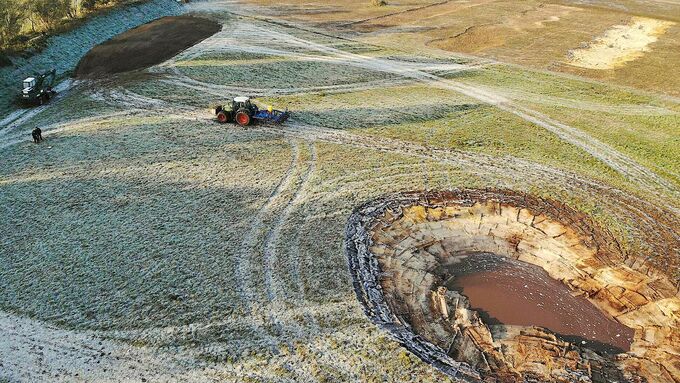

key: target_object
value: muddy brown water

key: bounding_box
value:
[445,252,634,354]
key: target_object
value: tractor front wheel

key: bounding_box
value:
[217,111,230,123]
[235,111,251,126]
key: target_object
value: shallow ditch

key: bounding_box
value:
[345,189,679,382]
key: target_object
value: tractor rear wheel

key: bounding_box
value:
[235,110,251,126]
[216,111,230,123]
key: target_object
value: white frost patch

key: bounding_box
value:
[568,17,675,69]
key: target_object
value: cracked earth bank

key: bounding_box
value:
[345,189,679,383]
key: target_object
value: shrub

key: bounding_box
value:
[0,53,11,67]
[0,0,25,46]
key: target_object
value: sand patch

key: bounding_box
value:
[568,17,675,69]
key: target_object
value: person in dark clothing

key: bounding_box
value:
[31,127,42,143]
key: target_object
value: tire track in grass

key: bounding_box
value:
[263,142,317,304]
[166,5,678,200]
[234,139,300,307]
[252,23,678,200]
[268,143,322,336]
[0,110,145,150]
[257,142,319,351]
[157,106,679,248]
[342,0,453,27]
[0,79,75,137]
[162,72,416,98]
[265,121,679,236]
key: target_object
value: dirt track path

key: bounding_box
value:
[244,23,677,199]
[235,139,300,307]
[0,80,75,136]
[164,13,677,199]
[263,142,317,303]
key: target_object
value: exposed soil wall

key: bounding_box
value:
[75,16,221,78]
[345,189,680,383]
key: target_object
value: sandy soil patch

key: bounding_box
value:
[75,16,221,78]
[568,17,675,69]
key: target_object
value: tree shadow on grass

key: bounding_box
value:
[0,175,268,331]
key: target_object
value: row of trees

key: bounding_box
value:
[0,0,120,49]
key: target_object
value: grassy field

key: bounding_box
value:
[245,0,680,97]
[0,1,678,382]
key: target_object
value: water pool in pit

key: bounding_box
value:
[444,252,635,354]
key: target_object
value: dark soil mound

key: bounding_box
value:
[75,16,220,78]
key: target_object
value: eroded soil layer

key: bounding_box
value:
[75,16,221,78]
[345,189,680,383]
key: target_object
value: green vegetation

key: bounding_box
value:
[527,105,680,187]
[452,64,680,187]
[0,0,150,55]
[454,65,664,107]
[257,83,629,189]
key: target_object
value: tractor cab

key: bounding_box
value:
[231,96,257,114]
[23,77,36,92]
[18,69,56,105]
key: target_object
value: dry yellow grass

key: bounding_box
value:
[244,0,680,96]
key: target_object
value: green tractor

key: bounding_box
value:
[215,96,290,126]
[19,69,57,106]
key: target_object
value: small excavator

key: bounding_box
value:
[19,69,57,106]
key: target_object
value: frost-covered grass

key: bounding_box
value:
[0,119,293,329]
[1,8,678,382]
[175,60,397,89]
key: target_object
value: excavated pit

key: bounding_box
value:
[345,189,679,383]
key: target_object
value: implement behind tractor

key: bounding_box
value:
[215,96,289,126]
[19,69,57,106]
